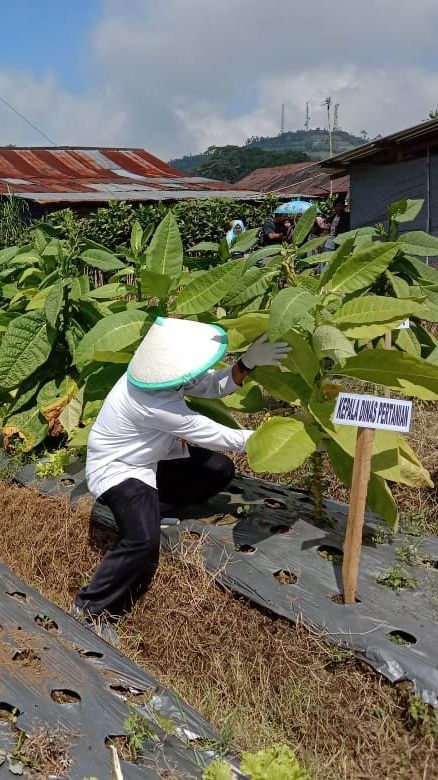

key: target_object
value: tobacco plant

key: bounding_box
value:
[0,202,437,532]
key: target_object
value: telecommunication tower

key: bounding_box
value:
[333,103,340,130]
[305,102,311,131]
[321,96,333,157]
[280,103,286,134]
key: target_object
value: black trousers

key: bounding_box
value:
[75,447,235,618]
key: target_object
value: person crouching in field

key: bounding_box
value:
[72,317,289,643]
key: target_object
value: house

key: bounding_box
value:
[0,147,259,214]
[237,161,349,200]
[321,118,438,235]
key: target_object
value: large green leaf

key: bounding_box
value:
[399,231,438,257]
[252,366,300,404]
[69,422,93,448]
[87,283,133,300]
[393,327,422,357]
[0,310,55,390]
[402,255,438,285]
[282,329,319,387]
[74,310,149,368]
[312,324,356,365]
[25,285,51,311]
[325,242,399,295]
[84,363,127,401]
[2,404,48,452]
[174,259,245,315]
[188,241,219,252]
[397,435,433,488]
[333,350,438,400]
[247,417,321,473]
[385,271,411,299]
[45,279,64,329]
[244,245,281,268]
[317,239,355,291]
[292,205,317,246]
[221,381,265,412]
[225,267,277,307]
[268,288,317,341]
[331,296,423,339]
[296,235,329,258]
[130,221,143,256]
[229,228,259,254]
[326,438,398,527]
[141,270,172,300]
[389,198,424,224]
[59,387,84,435]
[334,227,378,245]
[0,246,21,266]
[146,212,183,281]
[217,313,269,351]
[81,249,126,272]
[185,397,241,429]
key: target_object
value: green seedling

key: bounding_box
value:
[123,702,156,761]
[376,565,417,591]
[409,694,438,737]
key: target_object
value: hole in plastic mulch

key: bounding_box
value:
[110,684,156,704]
[318,545,344,564]
[6,591,27,601]
[180,530,202,542]
[35,614,58,633]
[51,689,81,704]
[60,478,75,486]
[0,703,21,721]
[274,570,298,585]
[387,630,417,646]
[12,649,41,664]
[264,498,287,510]
[330,593,361,604]
[235,544,256,554]
[227,485,242,495]
[78,649,104,659]
[269,524,292,535]
[418,557,438,570]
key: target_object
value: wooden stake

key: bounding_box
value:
[383,331,392,398]
[342,427,375,604]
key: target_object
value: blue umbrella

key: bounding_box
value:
[275,200,313,215]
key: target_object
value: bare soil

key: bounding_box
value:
[0,483,437,779]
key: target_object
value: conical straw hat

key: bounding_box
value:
[128,316,228,390]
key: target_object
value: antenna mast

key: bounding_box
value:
[280,103,286,134]
[305,101,311,131]
[321,96,333,157]
[333,103,340,130]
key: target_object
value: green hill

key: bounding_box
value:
[170,128,366,179]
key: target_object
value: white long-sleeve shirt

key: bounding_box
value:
[85,368,253,497]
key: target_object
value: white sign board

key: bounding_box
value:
[396,319,410,330]
[333,392,412,432]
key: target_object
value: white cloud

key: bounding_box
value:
[1,0,438,158]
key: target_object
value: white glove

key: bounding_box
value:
[241,334,290,369]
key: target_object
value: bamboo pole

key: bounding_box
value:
[342,427,375,604]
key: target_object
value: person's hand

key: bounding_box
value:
[241,334,290,369]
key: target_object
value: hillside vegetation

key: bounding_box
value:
[170,128,366,179]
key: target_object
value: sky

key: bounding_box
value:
[0,0,437,160]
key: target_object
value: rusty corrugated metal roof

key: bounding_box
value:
[237,161,349,197]
[0,147,259,203]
